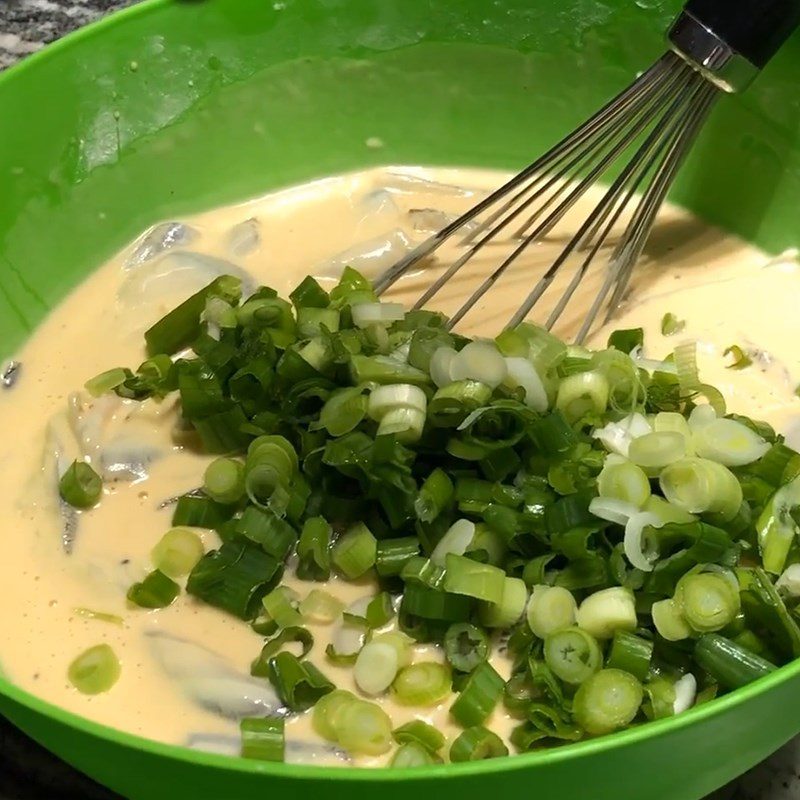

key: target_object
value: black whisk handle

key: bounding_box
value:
[669,0,800,91]
[685,0,800,68]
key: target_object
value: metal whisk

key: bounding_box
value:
[374,0,800,342]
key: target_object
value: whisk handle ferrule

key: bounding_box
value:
[669,0,800,91]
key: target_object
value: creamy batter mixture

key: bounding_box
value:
[0,166,798,765]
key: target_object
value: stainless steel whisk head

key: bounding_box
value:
[374,0,800,342]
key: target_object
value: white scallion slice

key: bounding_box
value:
[672,672,697,714]
[377,407,426,443]
[429,347,458,389]
[368,384,427,420]
[480,576,528,628]
[597,456,651,507]
[623,512,662,572]
[592,413,652,457]
[650,598,691,642]
[351,302,405,329]
[575,587,637,640]
[693,418,770,467]
[654,412,693,452]
[526,585,577,638]
[430,518,476,566]
[449,341,507,389]
[556,371,609,422]
[688,404,717,431]
[758,474,800,574]
[589,496,639,526]
[660,457,742,521]
[503,357,548,412]
[628,431,687,471]
[354,642,400,695]
[776,564,800,596]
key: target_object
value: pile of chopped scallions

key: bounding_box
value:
[65,268,800,765]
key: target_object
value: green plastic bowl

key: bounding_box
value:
[1,1,800,797]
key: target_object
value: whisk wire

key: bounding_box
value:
[374,49,722,341]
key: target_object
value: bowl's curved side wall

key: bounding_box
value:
[3,659,800,800]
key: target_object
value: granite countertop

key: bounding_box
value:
[0,2,798,799]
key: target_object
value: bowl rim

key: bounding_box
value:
[1,0,799,783]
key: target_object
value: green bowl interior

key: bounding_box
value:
[2,0,800,796]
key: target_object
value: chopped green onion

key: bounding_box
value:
[628,431,686,471]
[171,494,233,529]
[317,387,369,436]
[354,641,400,695]
[449,341,508,388]
[240,717,284,762]
[431,519,475,566]
[450,661,505,726]
[365,592,395,628]
[526,585,578,638]
[127,569,180,609]
[572,668,643,735]
[266,652,334,711]
[660,457,743,521]
[392,720,445,753]
[67,644,121,695]
[290,274,329,309]
[576,587,637,640]
[203,457,245,504]
[597,456,651,507]
[85,367,130,397]
[151,527,205,578]
[73,608,123,626]
[251,627,314,677]
[235,506,297,560]
[479,576,528,628]
[332,522,377,579]
[503,357,548,412]
[693,418,770,467]
[674,572,740,633]
[444,623,490,673]
[351,354,429,387]
[59,460,102,509]
[757,474,800,575]
[262,586,303,628]
[370,631,412,668]
[299,589,344,623]
[694,634,776,689]
[660,313,685,337]
[336,700,394,755]
[544,627,602,685]
[449,726,508,762]
[392,662,451,706]
[312,688,358,742]
[650,598,692,641]
[401,584,473,621]
[145,275,241,355]
[443,554,505,604]
[391,742,437,767]
[187,541,282,620]
[297,517,332,581]
[608,328,644,354]
[674,342,726,415]
[593,413,652,457]
[415,468,454,522]
[297,306,340,338]
[555,371,609,422]
[375,537,420,577]
[605,631,653,680]
[723,345,752,370]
